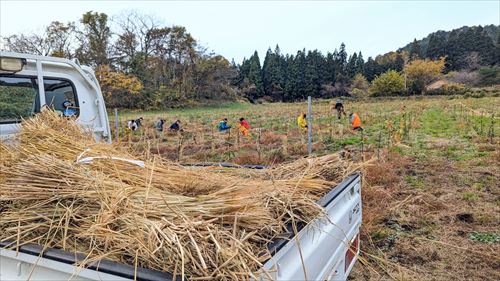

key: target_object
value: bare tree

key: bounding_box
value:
[2,21,75,58]
[113,12,162,64]
[465,52,482,72]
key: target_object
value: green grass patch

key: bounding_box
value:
[462,191,479,201]
[468,232,500,244]
[404,175,425,189]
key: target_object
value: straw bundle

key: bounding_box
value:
[0,110,360,280]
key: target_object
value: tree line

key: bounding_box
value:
[402,25,499,71]
[237,25,499,102]
[2,13,499,108]
[3,11,238,109]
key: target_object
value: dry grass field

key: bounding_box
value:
[114,95,499,280]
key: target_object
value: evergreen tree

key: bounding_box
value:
[304,49,326,97]
[356,52,365,75]
[262,48,274,95]
[446,29,467,70]
[363,57,379,82]
[409,38,422,59]
[284,50,307,100]
[426,32,447,59]
[262,45,286,99]
[393,53,405,72]
[275,45,287,88]
[237,57,250,86]
[325,50,338,84]
[346,53,357,79]
[247,51,264,98]
[337,43,348,74]
[283,54,295,101]
[472,26,497,65]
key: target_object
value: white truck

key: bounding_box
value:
[0,52,362,281]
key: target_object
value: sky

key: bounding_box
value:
[0,0,499,63]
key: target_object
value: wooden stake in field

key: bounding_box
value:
[114,108,119,142]
[307,96,312,155]
[488,114,495,143]
[360,130,365,161]
[283,123,289,155]
[210,131,215,154]
[480,112,484,135]
[177,132,184,162]
[377,131,382,160]
[256,128,262,160]
[236,129,240,148]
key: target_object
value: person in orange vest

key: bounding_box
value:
[349,113,363,131]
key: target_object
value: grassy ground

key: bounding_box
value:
[111,96,499,280]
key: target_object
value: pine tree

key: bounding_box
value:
[262,45,286,100]
[262,48,274,95]
[304,49,326,97]
[363,57,380,82]
[394,53,405,72]
[472,26,496,65]
[409,39,422,59]
[426,32,447,59]
[337,43,348,74]
[346,53,358,79]
[356,51,365,75]
[325,50,337,84]
[237,57,250,86]
[284,50,307,100]
[248,51,264,98]
[283,54,295,101]
[446,29,468,70]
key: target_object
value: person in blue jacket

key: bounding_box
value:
[62,100,77,117]
[168,120,181,132]
[218,118,231,132]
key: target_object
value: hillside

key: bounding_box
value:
[397,25,499,69]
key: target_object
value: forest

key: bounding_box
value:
[2,11,499,108]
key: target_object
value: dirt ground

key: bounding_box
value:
[350,144,499,280]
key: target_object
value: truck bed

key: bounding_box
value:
[0,173,361,281]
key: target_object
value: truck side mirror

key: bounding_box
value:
[0,57,26,73]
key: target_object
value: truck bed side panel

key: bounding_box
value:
[260,174,362,281]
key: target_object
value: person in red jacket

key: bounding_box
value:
[238,117,251,136]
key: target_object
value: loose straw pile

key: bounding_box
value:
[0,110,360,280]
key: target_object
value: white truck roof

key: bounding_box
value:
[0,51,111,142]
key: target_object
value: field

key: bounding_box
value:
[112,96,499,280]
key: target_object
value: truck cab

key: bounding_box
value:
[0,51,111,142]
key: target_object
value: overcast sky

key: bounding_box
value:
[0,0,498,63]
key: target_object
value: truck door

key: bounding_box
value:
[0,75,80,138]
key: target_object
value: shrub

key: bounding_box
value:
[446,71,480,86]
[405,58,445,94]
[350,74,370,98]
[370,70,406,96]
[427,83,470,96]
[351,88,369,99]
[478,66,500,86]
